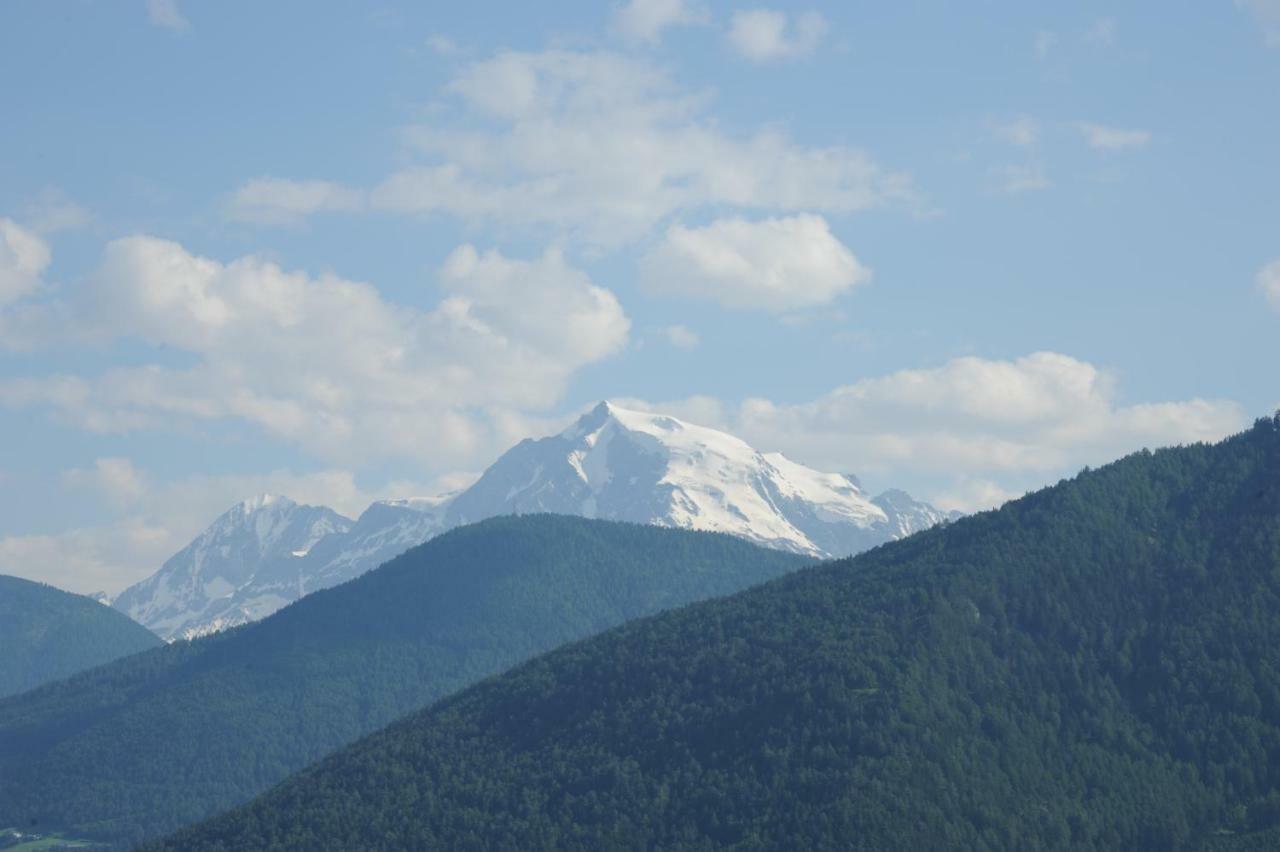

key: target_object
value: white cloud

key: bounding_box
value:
[0,218,50,306]
[64,458,148,509]
[438,244,631,374]
[0,521,173,596]
[731,352,1244,481]
[368,49,910,246]
[613,0,707,44]
[989,164,1050,195]
[641,214,869,312]
[1258,259,1280,309]
[0,236,629,471]
[727,9,828,62]
[664,324,701,349]
[1077,122,1151,151]
[227,178,366,225]
[618,353,1245,512]
[146,0,189,31]
[1238,0,1280,46]
[994,116,1039,147]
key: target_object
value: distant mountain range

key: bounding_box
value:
[114,402,958,640]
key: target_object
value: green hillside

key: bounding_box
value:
[0,516,809,846]
[158,415,1280,851]
[0,575,160,700]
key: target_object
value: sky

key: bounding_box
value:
[1,0,1278,594]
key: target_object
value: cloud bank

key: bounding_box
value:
[1,235,628,469]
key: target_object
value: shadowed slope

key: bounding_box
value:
[0,575,161,700]
[0,515,809,846]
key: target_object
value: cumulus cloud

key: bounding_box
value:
[613,0,707,44]
[641,214,869,312]
[0,236,629,470]
[146,0,189,31]
[227,178,366,225]
[0,218,50,306]
[437,244,631,378]
[367,49,911,245]
[1259,259,1280,309]
[1077,122,1151,151]
[727,9,828,62]
[732,352,1244,481]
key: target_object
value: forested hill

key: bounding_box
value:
[158,415,1280,851]
[0,575,161,700]
[0,516,808,847]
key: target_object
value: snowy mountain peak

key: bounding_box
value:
[117,403,955,640]
[571,401,733,446]
[113,497,354,641]
[573,399,618,431]
[451,402,915,558]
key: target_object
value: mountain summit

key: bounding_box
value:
[112,496,354,640]
[449,401,953,556]
[116,403,954,639]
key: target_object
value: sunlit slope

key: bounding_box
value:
[163,417,1280,850]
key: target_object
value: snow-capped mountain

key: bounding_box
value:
[112,496,353,641]
[117,403,957,640]
[444,402,955,557]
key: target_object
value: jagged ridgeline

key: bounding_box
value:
[112,402,955,642]
[0,576,161,700]
[0,517,809,846]
[155,415,1280,851]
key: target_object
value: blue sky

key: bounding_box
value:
[2,0,1278,592]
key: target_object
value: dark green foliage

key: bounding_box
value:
[0,516,807,847]
[0,575,161,700]
[158,416,1280,851]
